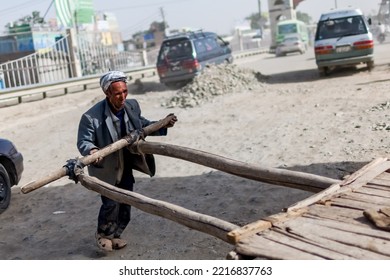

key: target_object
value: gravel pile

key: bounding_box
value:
[369,101,390,111]
[162,64,269,108]
[367,101,390,131]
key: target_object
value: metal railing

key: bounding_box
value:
[0,35,75,89]
[76,34,144,76]
[0,30,152,91]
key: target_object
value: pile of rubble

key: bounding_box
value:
[162,64,269,108]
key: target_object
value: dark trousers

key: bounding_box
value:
[97,174,134,238]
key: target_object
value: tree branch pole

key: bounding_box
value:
[20,114,176,194]
[76,171,239,244]
[131,141,340,193]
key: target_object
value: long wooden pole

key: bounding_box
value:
[77,172,239,243]
[20,114,176,194]
[131,141,340,193]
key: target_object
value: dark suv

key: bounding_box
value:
[0,138,23,213]
[156,30,233,87]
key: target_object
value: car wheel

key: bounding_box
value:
[367,61,374,71]
[0,163,11,214]
[318,67,330,77]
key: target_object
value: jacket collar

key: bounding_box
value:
[104,99,139,142]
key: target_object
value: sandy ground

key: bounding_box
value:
[1,54,390,260]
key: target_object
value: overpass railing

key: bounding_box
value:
[0,30,154,91]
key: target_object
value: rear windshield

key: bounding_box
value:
[315,15,368,40]
[278,23,298,34]
[158,39,193,62]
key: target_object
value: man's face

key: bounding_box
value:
[106,81,128,112]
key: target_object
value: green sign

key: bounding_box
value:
[55,0,94,28]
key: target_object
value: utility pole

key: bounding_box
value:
[258,0,262,34]
[160,7,167,36]
[334,0,338,9]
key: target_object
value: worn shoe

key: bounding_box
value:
[111,238,127,250]
[95,232,113,252]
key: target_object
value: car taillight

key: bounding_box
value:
[315,45,333,55]
[157,64,169,76]
[353,40,374,50]
[183,59,200,70]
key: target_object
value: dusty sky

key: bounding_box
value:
[0,0,382,39]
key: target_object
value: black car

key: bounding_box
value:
[156,30,233,88]
[0,138,24,213]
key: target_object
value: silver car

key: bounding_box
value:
[275,35,306,56]
[314,9,374,76]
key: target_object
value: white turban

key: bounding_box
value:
[99,70,127,92]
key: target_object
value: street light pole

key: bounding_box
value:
[258,0,262,34]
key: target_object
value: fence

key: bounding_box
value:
[0,35,75,89]
[0,30,154,90]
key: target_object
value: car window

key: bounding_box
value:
[158,39,193,62]
[315,16,367,40]
[205,37,218,50]
[194,38,207,53]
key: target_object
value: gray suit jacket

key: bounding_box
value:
[77,98,167,185]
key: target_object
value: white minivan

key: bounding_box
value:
[314,9,374,76]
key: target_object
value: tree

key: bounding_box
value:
[246,12,268,30]
[149,21,166,32]
[296,11,312,24]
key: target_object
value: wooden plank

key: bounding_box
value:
[262,228,356,259]
[270,228,373,260]
[354,186,390,199]
[275,217,390,259]
[295,159,390,207]
[304,204,370,227]
[227,220,272,244]
[227,209,306,244]
[341,158,389,188]
[330,196,390,211]
[376,172,390,181]
[236,233,325,260]
[366,179,390,191]
[287,183,341,212]
[341,192,390,207]
[288,162,390,213]
[288,214,390,245]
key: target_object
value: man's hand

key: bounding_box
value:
[164,113,178,128]
[90,148,103,165]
